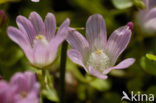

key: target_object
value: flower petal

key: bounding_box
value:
[7,27,33,65]
[29,12,45,36]
[103,58,135,74]
[67,49,88,72]
[24,71,37,91]
[32,42,52,68]
[66,28,89,58]
[7,26,30,49]
[144,18,156,32]
[54,18,70,44]
[10,73,29,93]
[88,66,108,79]
[145,8,156,21]
[106,25,132,64]
[16,15,36,45]
[44,13,56,40]
[86,14,107,50]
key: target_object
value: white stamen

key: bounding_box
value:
[87,49,111,72]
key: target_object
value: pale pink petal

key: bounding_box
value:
[144,17,156,32]
[106,25,132,64]
[0,81,16,103]
[29,12,45,37]
[67,49,88,72]
[86,14,107,50]
[16,92,39,103]
[24,71,37,91]
[44,13,56,40]
[88,66,108,79]
[16,16,36,45]
[54,18,70,44]
[67,28,89,58]
[32,42,51,68]
[10,73,29,93]
[7,27,31,49]
[148,0,156,9]
[144,8,156,21]
[103,58,135,74]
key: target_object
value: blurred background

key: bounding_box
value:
[0,0,156,103]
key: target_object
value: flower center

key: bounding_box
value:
[34,34,48,46]
[20,91,27,98]
[87,49,112,72]
[35,34,44,40]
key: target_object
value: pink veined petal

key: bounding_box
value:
[16,15,36,45]
[66,28,89,58]
[106,25,132,65]
[103,58,135,74]
[29,12,45,37]
[7,26,34,64]
[54,18,70,44]
[32,42,51,68]
[32,83,40,95]
[44,13,56,41]
[57,18,70,32]
[86,14,107,50]
[47,19,70,65]
[144,17,156,32]
[16,92,39,103]
[88,66,108,79]
[144,8,156,21]
[10,73,29,93]
[0,81,16,103]
[148,0,156,9]
[24,71,37,91]
[67,49,88,72]
[7,27,31,50]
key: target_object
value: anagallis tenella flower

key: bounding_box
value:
[7,12,70,69]
[137,0,156,34]
[67,14,135,79]
[0,71,40,103]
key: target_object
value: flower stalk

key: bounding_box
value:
[60,41,68,103]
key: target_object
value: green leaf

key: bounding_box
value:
[146,54,156,61]
[111,0,133,9]
[42,87,59,102]
[89,78,111,91]
[140,57,156,76]
[133,0,145,9]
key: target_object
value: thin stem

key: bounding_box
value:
[59,41,68,103]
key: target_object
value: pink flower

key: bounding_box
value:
[137,0,156,33]
[7,12,70,69]
[67,14,135,79]
[0,71,40,103]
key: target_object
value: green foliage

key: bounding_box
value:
[42,87,59,102]
[146,54,156,61]
[141,57,156,76]
[0,0,20,5]
[89,78,111,91]
[111,0,133,9]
